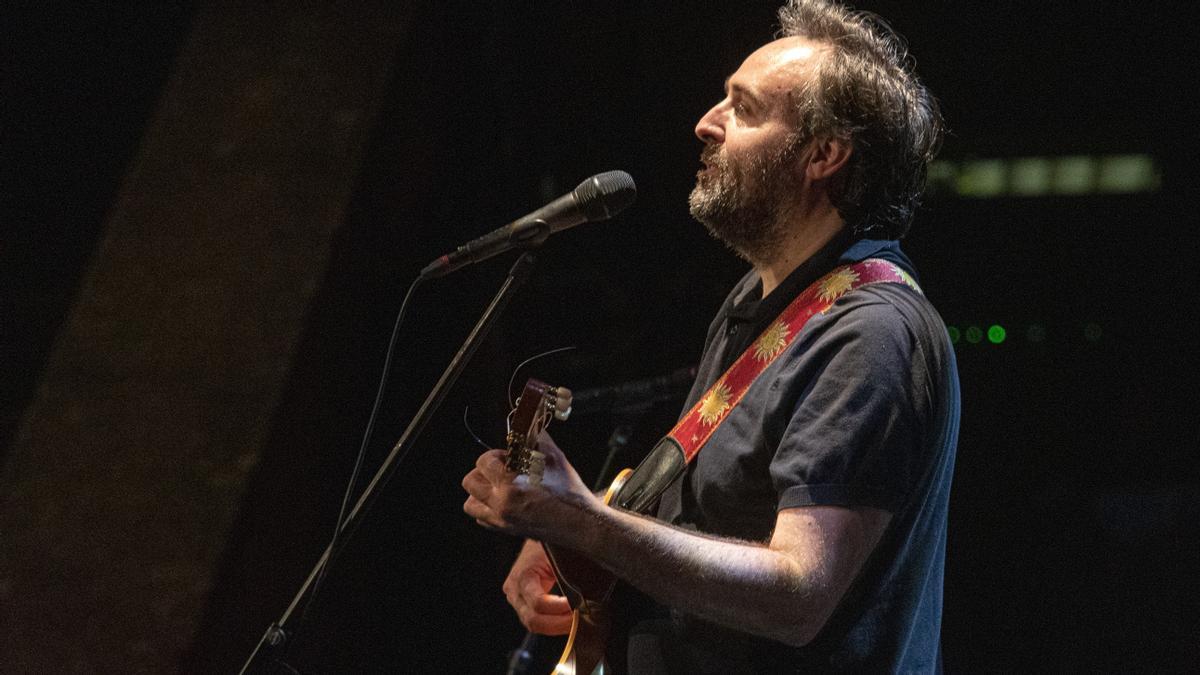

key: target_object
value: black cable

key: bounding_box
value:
[284,275,424,657]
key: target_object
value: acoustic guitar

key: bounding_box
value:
[504,378,633,675]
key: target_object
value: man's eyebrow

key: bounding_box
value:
[724,77,766,109]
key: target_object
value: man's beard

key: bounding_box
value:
[688,138,801,265]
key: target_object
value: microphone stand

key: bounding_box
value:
[240,252,538,674]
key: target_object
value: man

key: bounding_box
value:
[462,0,959,671]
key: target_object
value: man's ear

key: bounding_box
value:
[804,136,852,181]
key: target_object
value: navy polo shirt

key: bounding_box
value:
[621,236,961,673]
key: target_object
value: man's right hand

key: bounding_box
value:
[503,539,573,635]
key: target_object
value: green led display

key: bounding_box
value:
[987,325,1006,344]
[927,154,1158,198]
[964,326,983,344]
[946,325,961,344]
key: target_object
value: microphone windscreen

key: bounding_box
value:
[573,170,637,221]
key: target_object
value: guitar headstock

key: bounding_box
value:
[505,378,572,482]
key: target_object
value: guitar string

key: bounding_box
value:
[506,345,577,407]
[462,404,495,450]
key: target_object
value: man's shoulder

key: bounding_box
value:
[799,280,956,390]
[822,281,933,336]
[828,275,948,345]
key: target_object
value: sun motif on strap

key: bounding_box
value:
[698,382,732,426]
[817,267,860,303]
[897,268,922,293]
[753,320,790,362]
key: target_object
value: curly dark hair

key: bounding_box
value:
[777,0,943,239]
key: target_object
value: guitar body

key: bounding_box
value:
[506,380,650,674]
[543,468,632,675]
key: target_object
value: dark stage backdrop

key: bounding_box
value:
[3,1,1195,673]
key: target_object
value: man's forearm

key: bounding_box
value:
[463,446,885,646]
[562,504,831,647]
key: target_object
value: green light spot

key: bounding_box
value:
[1097,155,1160,193]
[1027,324,1046,343]
[927,160,958,196]
[1053,156,1096,195]
[947,325,961,344]
[987,325,1007,344]
[965,326,983,344]
[957,159,1006,198]
[1084,323,1103,342]
[1010,157,1053,196]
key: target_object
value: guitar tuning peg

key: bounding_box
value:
[551,387,572,421]
[527,450,546,486]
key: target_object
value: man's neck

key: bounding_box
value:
[756,209,848,297]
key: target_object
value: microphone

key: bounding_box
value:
[420,170,637,279]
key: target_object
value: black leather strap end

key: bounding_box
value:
[613,436,687,514]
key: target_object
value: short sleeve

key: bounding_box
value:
[770,289,933,513]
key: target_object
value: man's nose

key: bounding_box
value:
[695,100,728,144]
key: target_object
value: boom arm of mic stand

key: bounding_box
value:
[239,252,538,674]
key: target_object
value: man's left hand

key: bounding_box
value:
[461,432,601,545]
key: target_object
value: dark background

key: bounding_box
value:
[4,1,1196,672]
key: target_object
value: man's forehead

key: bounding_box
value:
[730,36,825,92]
[758,36,825,67]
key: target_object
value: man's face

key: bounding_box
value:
[688,38,824,264]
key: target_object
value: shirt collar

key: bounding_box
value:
[727,229,854,323]
[726,234,915,324]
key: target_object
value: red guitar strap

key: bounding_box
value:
[668,258,920,461]
[613,258,922,513]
